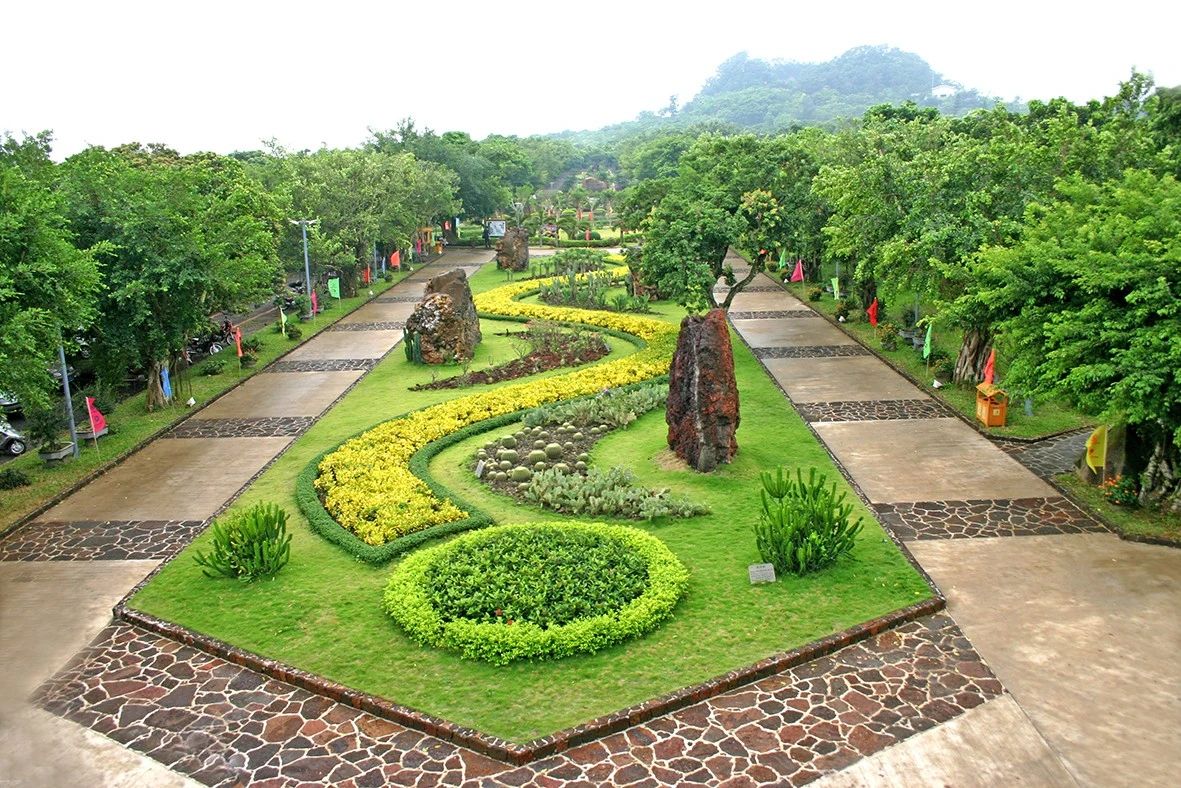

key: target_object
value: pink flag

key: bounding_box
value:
[85,397,106,434]
[867,298,879,327]
[790,259,805,283]
[311,290,319,315]
[234,326,243,358]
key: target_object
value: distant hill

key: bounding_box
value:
[556,46,1021,145]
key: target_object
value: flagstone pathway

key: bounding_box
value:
[1,249,1177,786]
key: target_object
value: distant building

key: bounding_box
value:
[931,84,957,99]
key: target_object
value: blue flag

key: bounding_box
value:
[161,366,173,400]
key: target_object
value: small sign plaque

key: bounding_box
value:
[748,563,777,584]
[474,460,486,478]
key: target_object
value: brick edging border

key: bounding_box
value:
[0,269,425,542]
[113,594,943,767]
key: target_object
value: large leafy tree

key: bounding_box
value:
[60,145,282,409]
[968,170,1181,509]
[0,133,100,413]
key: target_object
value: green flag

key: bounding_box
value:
[328,278,341,299]
[779,249,788,270]
[831,277,841,300]
[279,306,287,336]
[922,322,933,359]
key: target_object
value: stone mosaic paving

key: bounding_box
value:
[753,345,871,360]
[376,295,422,303]
[165,417,315,439]
[0,520,206,562]
[36,614,999,787]
[728,310,817,320]
[715,285,784,293]
[797,399,945,423]
[997,429,1090,479]
[327,321,405,332]
[265,359,378,373]
[872,497,1108,541]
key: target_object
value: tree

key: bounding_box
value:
[61,145,282,409]
[0,133,101,413]
[968,171,1181,509]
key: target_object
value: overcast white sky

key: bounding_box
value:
[3,0,1178,157]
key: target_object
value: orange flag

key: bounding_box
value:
[867,298,879,327]
[234,326,243,358]
[390,250,401,270]
[983,348,996,385]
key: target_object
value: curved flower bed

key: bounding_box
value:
[383,522,689,665]
[313,270,677,546]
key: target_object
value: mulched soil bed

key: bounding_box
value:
[410,335,609,391]
[475,421,605,495]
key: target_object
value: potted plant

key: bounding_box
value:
[26,404,74,463]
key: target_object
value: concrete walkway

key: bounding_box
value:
[0,249,493,786]
[724,252,1181,786]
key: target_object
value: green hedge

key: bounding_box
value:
[383,522,689,665]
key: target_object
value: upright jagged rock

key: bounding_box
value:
[405,269,481,364]
[666,309,740,472]
[495,226,529,272]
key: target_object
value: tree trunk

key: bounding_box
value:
[1139,433,1181,512]
[145,360,167,412]
[719,250,767,310]
[953,328,991,384]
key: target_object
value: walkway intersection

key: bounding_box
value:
[0,249,1177,786]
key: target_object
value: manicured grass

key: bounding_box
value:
[1056,474,1181,544]
[130,278,931,742]
[0,273,410,534]
[783,280,1092,440]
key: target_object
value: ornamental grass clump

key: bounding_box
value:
[194,502,292,581]
[753,467,862,575]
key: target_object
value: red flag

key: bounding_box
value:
[390,250,401,269]
[311,290,319,314]
[790,259,805,283]
[867,298,879,327]
[983,348,996,385]
[363,267,371,285]
[234,326,243,358]
[85,396,106,434]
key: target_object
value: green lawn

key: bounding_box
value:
[0,274,408,534]
[130,276,932,742]
[1056,474,1181,544]
[782,279,1092,440]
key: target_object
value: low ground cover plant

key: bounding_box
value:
[383,522,689,665]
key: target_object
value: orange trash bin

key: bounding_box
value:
[975,383,1008,427]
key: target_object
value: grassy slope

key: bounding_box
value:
[783,279,1091,439]
[131,277,931,742]
[0,276,407,533]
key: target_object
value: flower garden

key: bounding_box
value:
[128,259,933,743]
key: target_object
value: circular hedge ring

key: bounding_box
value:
[383,522,689,665]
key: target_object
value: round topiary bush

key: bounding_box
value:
[383,523,689,665]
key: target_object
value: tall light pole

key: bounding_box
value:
[58,344,80,458]
[289,218,318,319]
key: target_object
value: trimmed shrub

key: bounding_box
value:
[239,352,258,368]
[1101,475,1139,507]
[201,359,226,376]
[807,286,823,302]
[383,522,689,664]
[876,322,901,351]
[241,335,264,353]
[193,502,292,581]
[834,300,850,321]
[285,325,303,341]
[0,468,31,489]
[753,467,862,575]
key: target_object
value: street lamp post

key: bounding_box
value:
[58,344,79,458]
[289,218,318,319]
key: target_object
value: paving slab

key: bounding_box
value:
[191,370,362,419]
[763,355,931,403]
[732,316,857,348]
[727,288,809,311]
[910,534,1181,787]
[813,694,1074,787]
[40,437,292,522]
[813,418,1057,503]
[283,329,401,360]
[0,560,196,787]
[337,299,416,324]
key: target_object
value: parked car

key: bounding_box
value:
[0,419,26,456]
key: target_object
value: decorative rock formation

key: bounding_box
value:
[404,269,481,364]
[495,226,529,272]
[666,309,740,472]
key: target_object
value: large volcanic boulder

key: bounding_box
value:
[666,309,740,472]
[405,269,481,364]
[495,226,529,272]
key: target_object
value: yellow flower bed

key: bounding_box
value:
[315,271,677,546]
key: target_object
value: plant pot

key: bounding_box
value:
[76,426,108,441]
[912,336,925,350]
[39,442,76,463]
[899,328,916,341]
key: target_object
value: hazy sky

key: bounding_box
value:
[4,0,1178,157]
